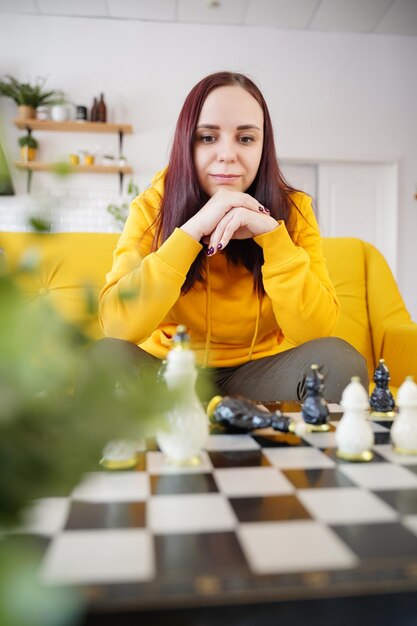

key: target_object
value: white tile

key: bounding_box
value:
[37,0,108,17]
[339,463,417,490]
[374,0,417,36]
[310,0,393,33]
[178,0,246,25]
[17,498,70,536]
[148,494,235,533]
[301,431,337,448]
[108,0,176,21]
[373,444,417,465]
[403,515,417,537]
[41,529,154,585]
[205,434,260,451]
[369,422,391,433]
[298,488,398,524]
[147,450,212,475]
[0,0,38,14]
[214,467,294,497]
[245,0,320,28]
[237,521,358,574]
[263,447,335,470]
[71,472,149,502]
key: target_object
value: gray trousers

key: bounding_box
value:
[90,337,368,403]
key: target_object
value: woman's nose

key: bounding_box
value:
[216,140,237,162]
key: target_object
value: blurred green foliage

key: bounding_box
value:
[106,179,139,228]
[0,241,174,625]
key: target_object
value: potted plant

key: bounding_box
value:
[18,134,38,162]
[0,75,64,120]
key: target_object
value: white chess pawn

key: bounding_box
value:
[335,376,374,461]
[391,376,417,455]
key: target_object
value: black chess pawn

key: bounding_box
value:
[369,358,396,418]
[301,364,330,431]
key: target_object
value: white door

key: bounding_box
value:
[280,161,398,277]
[318,163,398,276]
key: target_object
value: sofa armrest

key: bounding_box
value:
[382,323,417,387]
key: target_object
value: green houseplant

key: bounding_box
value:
[107,179,139,229]
[0,75,64,120]
[18,134,38,162]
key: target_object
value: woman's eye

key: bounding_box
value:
[199,135,215,144]
[239,136,255,144]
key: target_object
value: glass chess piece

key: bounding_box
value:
[391,376,417,455]
[369,358,396,418]
[335,376,374,462]
[301,364,330,431]
[156,325,208,465]
[207,395,308,436]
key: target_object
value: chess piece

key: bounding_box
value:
[156,325,208,464]
[390,376,417,455]
[369,358,396,418]
[301,364,330,431]
[207,395,308,436]
[335,376,374,461]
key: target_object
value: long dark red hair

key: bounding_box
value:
[154,71,297,293]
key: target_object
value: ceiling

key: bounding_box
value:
[0,0,416,37]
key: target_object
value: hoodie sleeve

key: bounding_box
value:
[253,193,339,346]
[98,173,202,344]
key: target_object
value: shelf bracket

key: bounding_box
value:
[118,131,124,157]
[27,169,33,194]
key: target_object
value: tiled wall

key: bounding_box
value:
[0,189,123,233]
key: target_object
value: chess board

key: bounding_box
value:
[10,403,417,625]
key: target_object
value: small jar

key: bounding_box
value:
[69,153,80,165]
[36,106,50,121]
[118,156,127,167]
[51,104,69,122]
[84,153,95,165]
[76,105,88,122]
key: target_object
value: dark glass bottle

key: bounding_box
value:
[97,93,107,123]
[90,97,98,122]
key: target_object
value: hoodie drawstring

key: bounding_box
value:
[248,297,261,360]
[203,259,261,367]
[203,260,212,368]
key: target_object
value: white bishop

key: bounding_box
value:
[391,376,417,455]
[156,325,208,465]
[335,376,374,462]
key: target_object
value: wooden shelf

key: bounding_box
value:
[13,119,133,134]
[13,161,133,174]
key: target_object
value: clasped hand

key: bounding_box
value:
[181,189,278,254]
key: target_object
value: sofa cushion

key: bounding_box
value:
[0,232,118,339]
[322,238,375,379]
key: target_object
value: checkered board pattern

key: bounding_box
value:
[11,404,417,611]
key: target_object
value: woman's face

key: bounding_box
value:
[193,85,264,197]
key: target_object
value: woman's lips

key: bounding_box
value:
[210,174,241,184]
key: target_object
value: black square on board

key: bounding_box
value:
[207,450,270,468]
[375,489,417,515]
[331,522,417,559]
[230,495,311,523]
[154,531,250,579]
[150,473,218,495]
[65,501,146,530]
[282,468,356,489]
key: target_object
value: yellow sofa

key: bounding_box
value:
[1,231,416,391]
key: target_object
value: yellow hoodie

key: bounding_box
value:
[99,169,339,367]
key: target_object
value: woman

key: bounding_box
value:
[99,71,368,402]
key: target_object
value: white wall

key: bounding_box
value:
[0,14,416,318]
